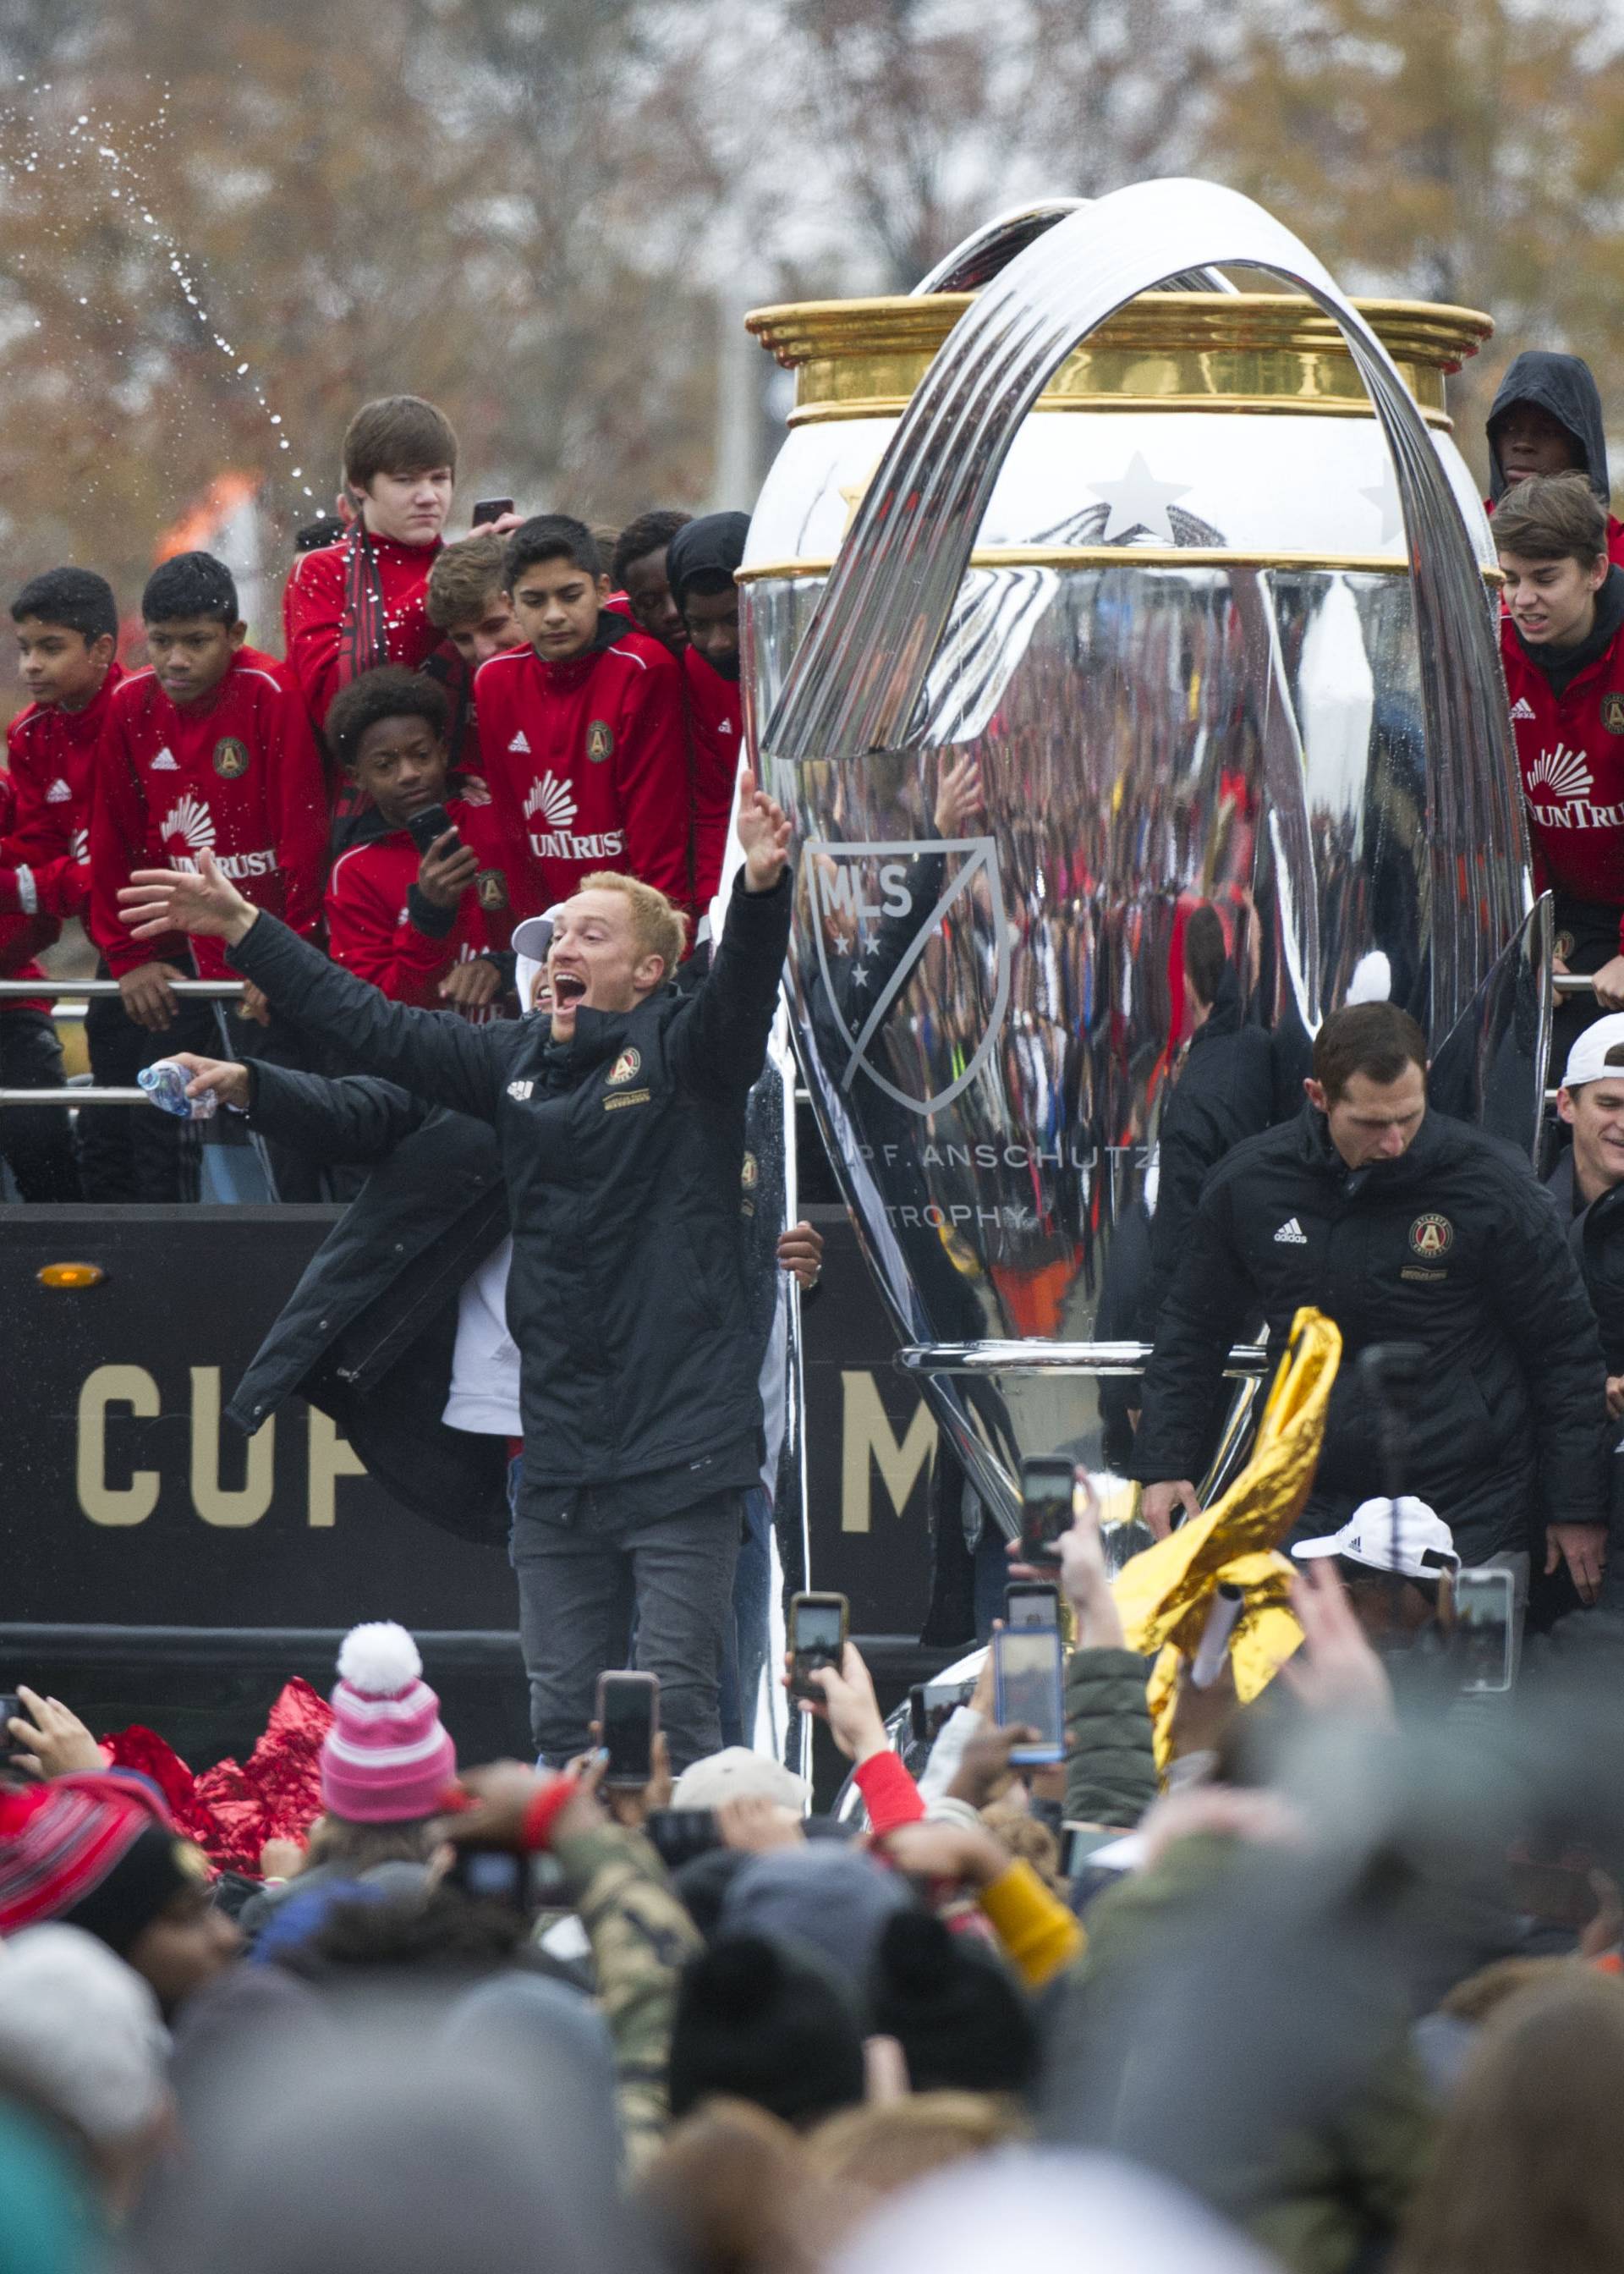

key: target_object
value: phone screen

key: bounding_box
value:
[793,1600,845,1660]
[1006,1583,1060,1629]
[600,1677,656,1782]
[406,804,459,858]
[1020,1458,1074,1563]
[1454,1568,1515,1694]
[993,1627,1065,1760]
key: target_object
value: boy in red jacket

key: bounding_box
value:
[324,667,514,1016]
[0,566,126,1199]
[0,769,80,1199]
[420,530,530,777]
[3,568,121,927]
[1497,471,1624,1053]
[612,509,692,654]
[87,550,328,1200]
[283,395,459,733]
[475,514,690,923]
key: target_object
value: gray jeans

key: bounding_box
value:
[511,1487,743,1771]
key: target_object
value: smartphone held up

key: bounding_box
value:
[596,1670,659,1787]
[991,1625,1066,1764]
[1018,1456,1077,1566]
[406,803,461,859]
[789,1591,848,1702]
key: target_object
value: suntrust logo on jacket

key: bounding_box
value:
[522,769,624,861]
[160,797,275,878]
[169,849,278,879]
[1525,741,1624,827]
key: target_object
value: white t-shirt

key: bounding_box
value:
[442,1234,791,1491]
[442,1237,522,1436]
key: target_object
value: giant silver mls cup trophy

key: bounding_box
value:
[742,179,1545,1540]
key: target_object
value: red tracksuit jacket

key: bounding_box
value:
[283,532,442,729]
[1501,614,1624,941]
[90,649,328,980]
[0,773,58,1010]
[683,645,743,909]
[0,663,123,923]
[325,795,515,1011]
[472,623,690,920]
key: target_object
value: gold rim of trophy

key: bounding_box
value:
[745,289,1492,431]
[738,548,1505,585]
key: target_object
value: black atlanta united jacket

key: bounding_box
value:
[1129,1102,1609,1561]
[228,869,792,1523]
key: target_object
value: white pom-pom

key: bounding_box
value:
[1345,951,1392,1007]
[337,1620,422,1696]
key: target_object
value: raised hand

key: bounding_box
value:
[1282,1561,1397,1727]
[119,846,258,944]
[791,1639,887,1764]
[735,768,793,891]
[933,752,985,838]
[4,1685,104,1779]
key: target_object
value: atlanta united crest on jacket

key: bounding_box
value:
[89,647,329,980]
[473,623,691,921]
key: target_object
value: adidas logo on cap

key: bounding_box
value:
[1510,697,1536,721]
[151,747,179,771]
[1274,1217,1308,1244]
[508,729,531,754]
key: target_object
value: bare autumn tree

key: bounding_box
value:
[0,0,730,617]
[775,0,1220,291]
[1199,0,1624,488]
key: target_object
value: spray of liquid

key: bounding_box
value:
[0,82,316,502]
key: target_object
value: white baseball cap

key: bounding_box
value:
[1561,1013,1624,1092]
[670,1746,809,1813]
[513,906,567,1014]
[1292,1496,1459,1582]
[511,906,566,965]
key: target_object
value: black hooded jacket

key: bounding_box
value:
[1130,1103,1610,1559]
[1487,352,1621,544]
[226,1067,512,1545]
[1488,351,1612,504]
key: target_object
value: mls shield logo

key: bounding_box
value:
[804,835,1010,1117]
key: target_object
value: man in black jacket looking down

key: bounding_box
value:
[1130,1002,1610,1615]
[119,774,795,1769]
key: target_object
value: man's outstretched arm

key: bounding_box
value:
[118,850,514,1125]
[671,769,793,1100]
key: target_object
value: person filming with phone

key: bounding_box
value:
[1130,1000,1612,1637]
[323,666,515,1017]
[118,770,796,1772]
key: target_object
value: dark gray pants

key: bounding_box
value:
[511,1486,743,1771]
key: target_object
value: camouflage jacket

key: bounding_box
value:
[552,1823,701,2175]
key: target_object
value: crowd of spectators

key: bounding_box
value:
[8,1500,1624,2274]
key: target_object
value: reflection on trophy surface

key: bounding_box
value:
[742,182,1539,1535]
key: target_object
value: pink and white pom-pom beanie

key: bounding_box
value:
[319,1622,457,1823]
